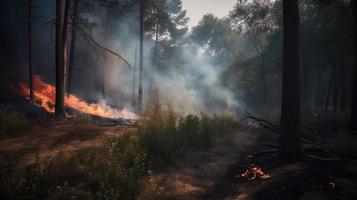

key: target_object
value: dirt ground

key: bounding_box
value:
[1,120,357,200]
[0,119,134,165]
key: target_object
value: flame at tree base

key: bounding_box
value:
[20,75,137,120]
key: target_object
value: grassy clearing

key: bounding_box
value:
[0,102,239,200]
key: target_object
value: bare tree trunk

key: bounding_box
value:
[55,0,65,117]
[333,55,345,111]
[55,0,70,118]
[138,0,145,112]
[149,21,159,97]
[100,69,105,98]
[351,0,357,131]
[340,73,348,111]
[279,0,302,162]
[302,54,310,109]
[325,55,337,111]
[28,0,34,103]
[67,0,78,95]
[132,43,138,107]
[62,0,70,92]
[261,54,268,105]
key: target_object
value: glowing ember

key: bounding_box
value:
[329,182,336,189]
[20,75,137,120]
[240,167,271,180]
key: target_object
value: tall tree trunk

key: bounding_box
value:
[138,0,145,112]
[325,55,337,111]
[302,54,310,109]
[100,69,105,98]
[149,21,159,97]
[132,43,138,107]
[28,0,34,102]
[314,81,319,109]
[333,55,345,111]
[55,0,65,117]
[62,0,70,91]
[67,0,78,95]
[261,54,268,105]
[340,77,348,111]
[99,6,113,100]
[279,0,302,162]
[351,0,357,131]
[55,0,70,117]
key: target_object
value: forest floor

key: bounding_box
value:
[154,127,357,200]
[0,119,134,165]
[1,118,357,200]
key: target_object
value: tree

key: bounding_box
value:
[138,0,145,112]
[278,0,302,162]
[147,0,188,95]
[351,0,357,131]
[55,0,65,117]
[55,0,71,118]
[230,0,278,105]
[67,0,79,95]
[28,0,34,102]
[191,14,238,65]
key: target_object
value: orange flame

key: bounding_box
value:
[241,167,271,180]
[20,75,137,120]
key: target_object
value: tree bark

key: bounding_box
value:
[132,42,138,106]
[28,0,34,103]
[67,0,78,95]
[138,0,145,112]
[279,0,302,162]
[55,0,65,117]
[149,21,159,97]
[55,0,70,118]
[62,0,71,91]
[325,55,337,111]
[261,54,268,105]
[333,55,345,111]
[302,54,310,110]
[351,0,357,131]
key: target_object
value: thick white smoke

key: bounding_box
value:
[87,5,244,115]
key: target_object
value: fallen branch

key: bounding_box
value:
[244,111,280,135]
[306,154,340,161]
[265,143,323,152]
[75,25,133,69]
[252,150,278,156]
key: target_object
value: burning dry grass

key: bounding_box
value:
[19,75,137,120]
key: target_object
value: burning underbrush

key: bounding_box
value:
[19,75,137,120]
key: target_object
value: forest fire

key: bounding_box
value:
[19,75,137,120]
[240,167,271,180]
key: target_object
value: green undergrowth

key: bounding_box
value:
[0,101,239,200]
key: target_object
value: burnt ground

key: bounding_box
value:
[150,125,357,200]
[203,135,357,200]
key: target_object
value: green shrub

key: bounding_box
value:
[2,141,158,200]
[136,101,239,166]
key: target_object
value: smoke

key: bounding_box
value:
[151,44,241,114]
[74,4,244,115]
